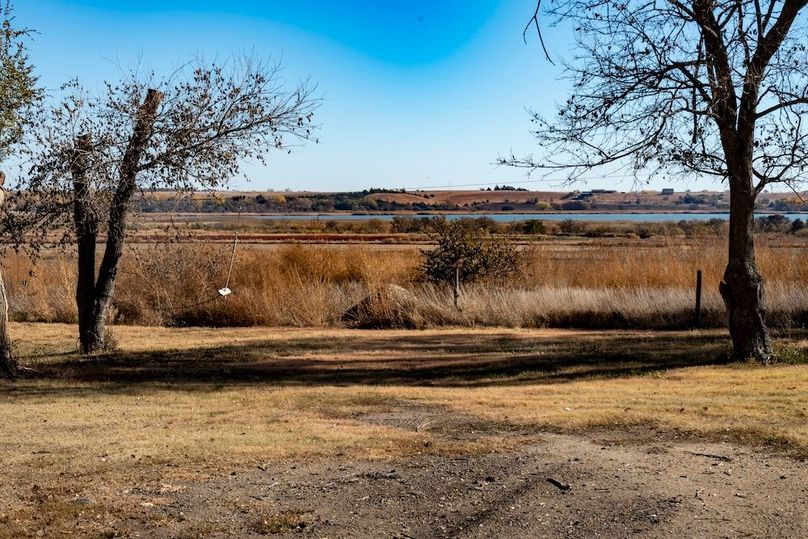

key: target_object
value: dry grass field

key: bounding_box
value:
[0,324,806,537]
[6,235,808,329]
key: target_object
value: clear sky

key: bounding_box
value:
[14,1,708,192]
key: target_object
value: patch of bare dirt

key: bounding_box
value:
[43,408,803,538]
[352,401,540,441]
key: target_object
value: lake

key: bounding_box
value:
[256,212,807,223]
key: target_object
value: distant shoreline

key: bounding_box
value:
[147,211,808,223]
[154,210,808,216]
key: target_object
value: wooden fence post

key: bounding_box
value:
[695,269,702,327]
[454,266,460,310]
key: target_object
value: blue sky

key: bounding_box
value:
[14,1,701,192]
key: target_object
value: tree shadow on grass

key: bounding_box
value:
[6,330,742,393]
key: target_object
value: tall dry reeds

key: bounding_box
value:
[3,238,807,330]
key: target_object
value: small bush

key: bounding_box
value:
[522,220,547,235]
[421,218,523,285]
[558,219,584,235]
[756,214,791,233]
[636,226,654,239]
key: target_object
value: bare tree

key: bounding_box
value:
[0,1,38,376]
[508,0,808,361]
[4,56,319,353]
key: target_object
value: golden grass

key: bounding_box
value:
[427,364,808,449]
[4,323,806,460]
[3,236,808,329]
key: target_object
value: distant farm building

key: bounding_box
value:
[661,188,675,195]
[574,188,615,200]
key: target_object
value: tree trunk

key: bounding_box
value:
[70,134,103,354]
[76,228,104,354]
[0,172,16,377]
[719,177,772,362]
[71,90,164,354]
[0,269,16,378]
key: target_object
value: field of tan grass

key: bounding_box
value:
[7,324,808,455]
[5,235,808,330]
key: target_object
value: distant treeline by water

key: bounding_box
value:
[255,212,807,223]
[140,187,808,215]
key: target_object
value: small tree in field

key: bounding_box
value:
[509,0,808,361]
[0,1,38,376]
[3,56,319,353]
[422,218,523,286]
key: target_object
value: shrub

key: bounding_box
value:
[467,217,499,233]
[756,214,791,233]
[421,218,522,285]
[536,200,552,210]
[391,216,429,234]
[560,200,590,211]
[364,218,387,233]
[636,226,654,239]
[522,220,547,235]
[558,218,584,235]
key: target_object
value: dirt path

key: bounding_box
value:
[113,427,806,538]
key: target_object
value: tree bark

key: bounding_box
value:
[71,134,102,353]
[72,89,164,354]
[719,175,772,362]
[0,171,16,377]
[0,267,16,378]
